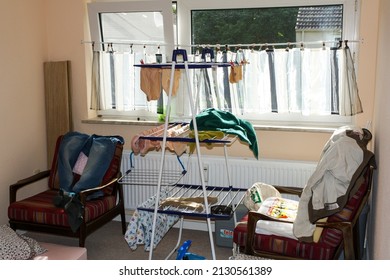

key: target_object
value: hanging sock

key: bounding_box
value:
[229,64,243,83]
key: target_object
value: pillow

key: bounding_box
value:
[255,198,325,243]
[0,224,47,260]
[255,197,299,240]
[258,197,298,222]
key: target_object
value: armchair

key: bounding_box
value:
[233,127,376,260]
[8,132,127,247]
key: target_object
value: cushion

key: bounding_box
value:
[255,197,324,242]
[0,224,47,260]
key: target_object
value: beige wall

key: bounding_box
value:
[0,0,48,225]
[371,0,390,260]
[1,0,388,259]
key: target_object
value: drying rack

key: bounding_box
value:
[122,49,247,260]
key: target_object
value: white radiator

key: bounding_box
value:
[120,150,317,210]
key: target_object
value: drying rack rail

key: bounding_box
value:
[119,151,187,186]
[137,184,247,220]
[134,62,231,69]
[119,168,187,186]
[134,122,237,144]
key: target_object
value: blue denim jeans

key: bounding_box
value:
[58,131,124,194]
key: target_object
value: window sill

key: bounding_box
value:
[82,117,338,133]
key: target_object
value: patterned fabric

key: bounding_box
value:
[0,224,47,260]
[233,168,370,260]
[125,195,179,251]
[8,189,117,227]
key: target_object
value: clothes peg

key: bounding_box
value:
[156,45,162,63]
[201,47,214,62]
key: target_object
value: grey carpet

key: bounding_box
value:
[24,221,235,260]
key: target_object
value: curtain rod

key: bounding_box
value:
[81,39,360,49]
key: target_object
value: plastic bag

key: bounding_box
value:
[243,182,281,211]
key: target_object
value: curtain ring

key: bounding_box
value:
[108,43,114,53]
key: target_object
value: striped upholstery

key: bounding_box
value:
[8,189,117,227]
[233,168,370,260]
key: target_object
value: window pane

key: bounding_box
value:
[191,5,343,47]
[100,11,165,45]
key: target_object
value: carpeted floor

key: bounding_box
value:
[24,221,235,260]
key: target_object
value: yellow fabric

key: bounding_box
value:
[313,217,327,243]
[188,130,225,154]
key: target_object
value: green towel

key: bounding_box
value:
[189,108,259,159]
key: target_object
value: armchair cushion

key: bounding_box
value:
[8,189,117,227]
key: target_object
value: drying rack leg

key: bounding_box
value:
[165,216,185,260]
[206,217,216,260]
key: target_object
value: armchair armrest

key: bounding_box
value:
[244,210,356,259]
[78,176,121,204]
[9,170,51,203]
[315,220,355,259]
[244,210,289,255]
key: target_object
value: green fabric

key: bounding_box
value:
[189,108,259,159]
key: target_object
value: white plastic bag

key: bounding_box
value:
[243,182,281,211]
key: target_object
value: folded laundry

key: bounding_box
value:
[159,196,218,213]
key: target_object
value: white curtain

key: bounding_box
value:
[91,45,362,117]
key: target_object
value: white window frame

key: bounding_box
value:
[88,0,175,53]
[87,0,361,127]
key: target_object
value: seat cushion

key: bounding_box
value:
[8,189,117,227]
[233,215,338,259]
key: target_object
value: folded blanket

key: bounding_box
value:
[160,196,218,212]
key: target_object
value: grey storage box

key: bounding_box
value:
[214,204,248,247]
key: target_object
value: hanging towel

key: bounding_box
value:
[140,67,162,101]
[189,108,259,159]
[161,68,181,97]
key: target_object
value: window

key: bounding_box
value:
[87,0,360,126]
